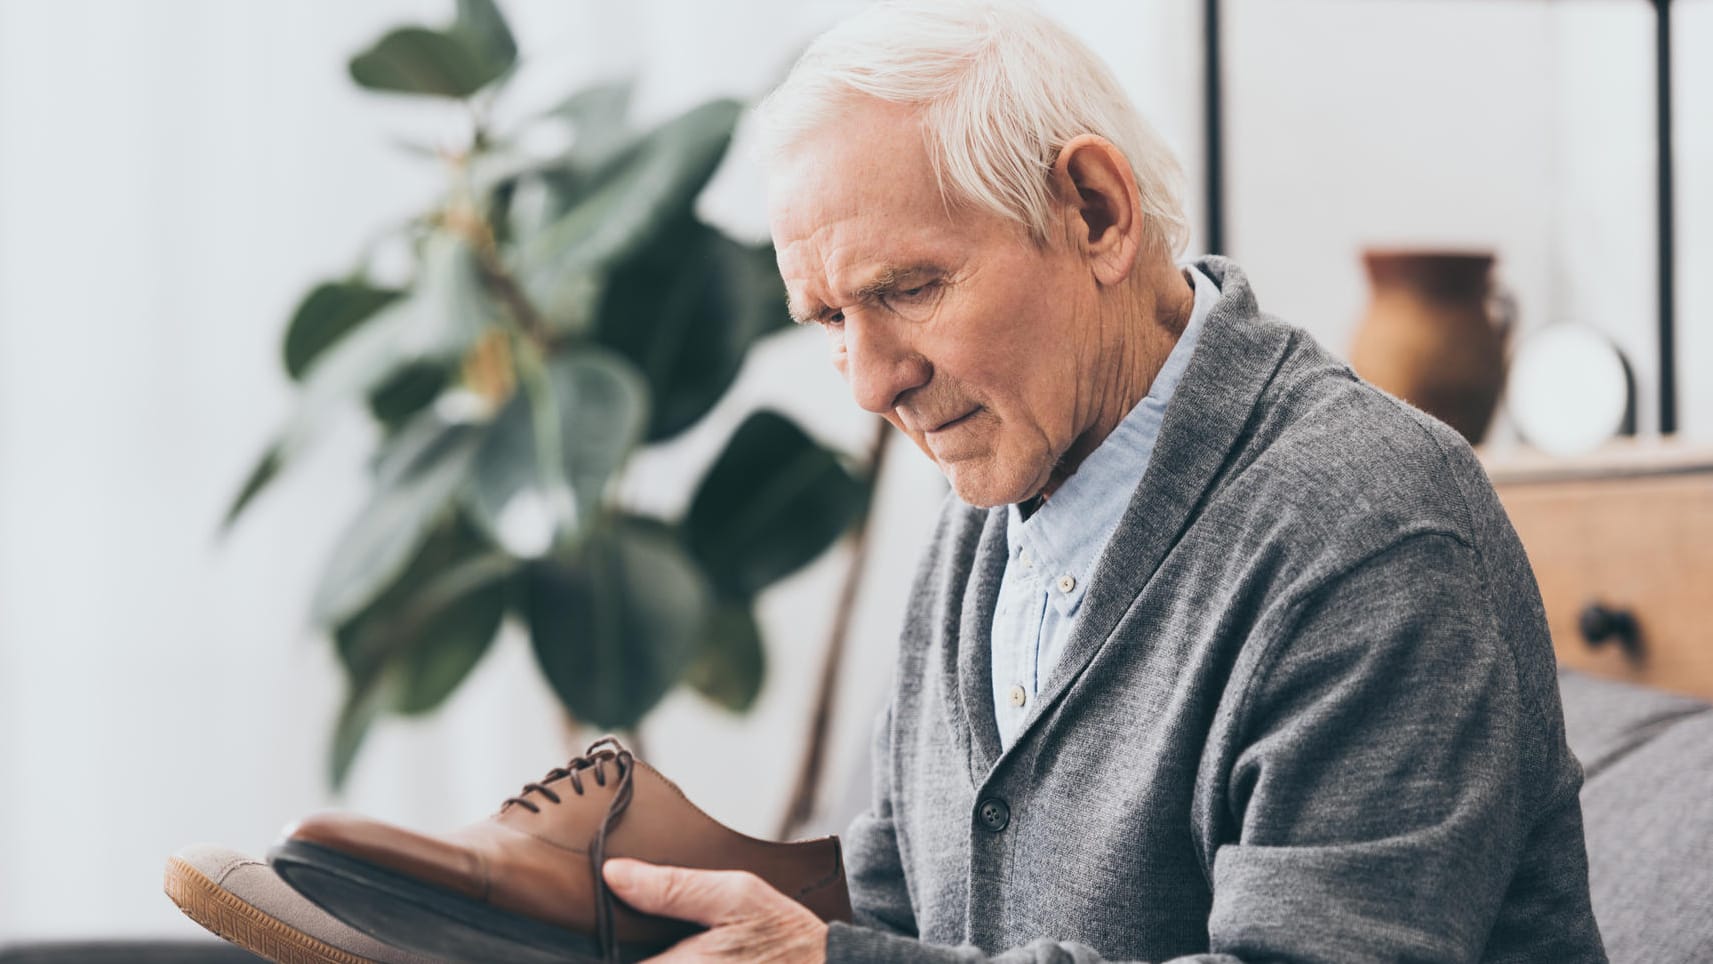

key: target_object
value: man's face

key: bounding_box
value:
[768,100,1101,508]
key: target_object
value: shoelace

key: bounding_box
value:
[501,736,636,963]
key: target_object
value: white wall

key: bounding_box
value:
[1679,0,1713,440]
[0,0,1707,944]
[1225,0,1712,442]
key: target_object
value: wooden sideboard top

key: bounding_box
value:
[1479,437,1713,486]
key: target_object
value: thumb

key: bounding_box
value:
[603,858,760,927]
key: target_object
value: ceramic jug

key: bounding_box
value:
[1349,249,1511,445]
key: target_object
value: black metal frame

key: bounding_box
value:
[1654,0,1676,434]
[1201,0,1679,434]
[1203,0,1226,258]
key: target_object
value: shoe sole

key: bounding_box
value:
[163,856,377,964]
[270,839,665,964]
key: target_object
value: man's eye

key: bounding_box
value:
[796,310,842,327]
[897,282,935,299]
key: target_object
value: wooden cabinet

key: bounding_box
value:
[1483,441,1713,701]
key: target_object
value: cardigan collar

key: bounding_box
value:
[953,256,1297,782]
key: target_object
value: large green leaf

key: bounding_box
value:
[367,361,451,431]
[224,234,493,534]
[329,671,394,792]
[475,81,636,223]
[282,281,403,381]
[328,514,511,789]
[348,26,508,99]
[683,598,766,713]
[454,0,516,74]
[465,349,648,555]
[223,317,415,532]
[223,446,283,531]
[550,351,649,518]
[222,232,493,532]
[385,556,509,714]
[335,521,510,707]
[596,219,790,440]
[514,99,743,331]
[554,81,636,171]
[522,516,709,728]
[687,411,868,598]
[310,408,486,628]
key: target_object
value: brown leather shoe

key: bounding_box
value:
[269,737,850,963]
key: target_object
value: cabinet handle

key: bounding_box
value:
[1578,602,1642,659]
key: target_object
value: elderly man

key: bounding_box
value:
[610,2,1615,962]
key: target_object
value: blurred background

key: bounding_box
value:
[0,0,1710,948]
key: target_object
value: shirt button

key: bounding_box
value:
[976,797,1011,833]
[1019,549,1032,568]
[1007,684,1027,707]
[1057,574,1076,593]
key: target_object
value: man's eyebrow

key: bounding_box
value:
[787,263,941,325]
[854,263,937,300]
[786,296,824,325]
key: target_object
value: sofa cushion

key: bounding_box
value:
[1558,668,1713,964]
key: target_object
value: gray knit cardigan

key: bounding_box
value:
[825,257,1607,964]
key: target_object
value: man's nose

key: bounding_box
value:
[843,316,930,416]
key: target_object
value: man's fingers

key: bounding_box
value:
[602,858,777,927]
[626,929,725,964]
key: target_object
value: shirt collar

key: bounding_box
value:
[1006,263,1219,617]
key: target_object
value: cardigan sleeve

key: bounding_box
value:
[827,531,1601,963]
[838,698,920,938]
[1203,530,1597,962]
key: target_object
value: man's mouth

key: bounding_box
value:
[925,409,979,434]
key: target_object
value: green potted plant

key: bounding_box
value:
[223,0,870,788]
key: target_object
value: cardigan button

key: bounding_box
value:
[976,797,1011,833]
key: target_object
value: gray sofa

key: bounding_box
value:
[1559,668,1713,963]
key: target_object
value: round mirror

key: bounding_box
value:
[1506,323,1634,457]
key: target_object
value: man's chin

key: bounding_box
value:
[942,464,1041,510]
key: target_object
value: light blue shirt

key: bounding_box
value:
[991,264,1218,750]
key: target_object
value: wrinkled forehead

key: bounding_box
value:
[766,128,982,291]
[769,188,973,314]
[770,146,945,239]
[765,106,945,236]
[769,183,959,265]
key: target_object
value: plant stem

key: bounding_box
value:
[474,244,555,350]
[775,417,892,841]
[443,197,554,352]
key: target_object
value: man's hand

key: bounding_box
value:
[601,858,829,964]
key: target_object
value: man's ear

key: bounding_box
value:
[1050,134,1144,287]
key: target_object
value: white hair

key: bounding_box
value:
[757,0,1191,258]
